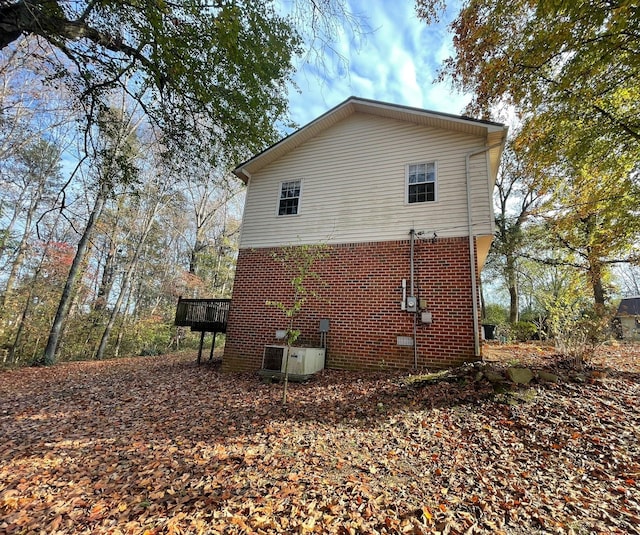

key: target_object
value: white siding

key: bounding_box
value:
[239,113,494,248]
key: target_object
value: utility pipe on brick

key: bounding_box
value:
[409,228,415,297]
[409,228,417,368]
[465,142,504,357]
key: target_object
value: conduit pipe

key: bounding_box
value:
[409,229,415,297]
[465,142,504,357]
[409,229,416,368]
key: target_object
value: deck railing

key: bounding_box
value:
[174,297,231,332]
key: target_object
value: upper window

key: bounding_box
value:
[407,162,436,203]
[278,180,301,215]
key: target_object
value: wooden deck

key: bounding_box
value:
[174,297,231,364]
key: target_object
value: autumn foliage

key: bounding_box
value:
[1,345,639,534]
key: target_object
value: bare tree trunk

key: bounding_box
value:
[39,184,108,365]
[94,264,130,360]
[95,199,162,360]
[0,175,45,309]
[94,199,127,312]
[8,286,31,363]
[8,242,49,363]
[506,253,519,323]
[94,236,117,311]
[585,216,606,314]
[113,280,134,358]
[589,260,606,314]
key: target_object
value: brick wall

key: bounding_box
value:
[222,237,481,372]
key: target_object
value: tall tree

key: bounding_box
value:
[0,1,301,166]
[38,104,141,365]
[417,0,639,162]
[486,142,543,322]
[0,38,74,264]
[1,138,62,307]
[534,161,640,309]
[418,0,640,312]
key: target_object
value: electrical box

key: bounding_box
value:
[406,296,417,313]
[421,311,433,324]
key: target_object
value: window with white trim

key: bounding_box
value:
[407,162,436,203]
[278,179,301,215]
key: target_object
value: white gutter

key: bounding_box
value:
[465,142,504,357]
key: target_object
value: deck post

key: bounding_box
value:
[209,332,217,361]
[197,331,205,365]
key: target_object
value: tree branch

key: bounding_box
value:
[0,1,157,75]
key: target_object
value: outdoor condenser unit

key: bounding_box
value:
[263,345,286,371]
[262,345,325,375]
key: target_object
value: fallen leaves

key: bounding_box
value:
[0,344,639,534]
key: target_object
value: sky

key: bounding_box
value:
[284,0,469,130]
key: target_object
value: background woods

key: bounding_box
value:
[0,39,243,364]
[0,0,329,364]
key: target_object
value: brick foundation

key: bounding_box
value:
[223,237,481,372]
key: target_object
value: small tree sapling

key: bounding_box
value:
[266,243,328,404]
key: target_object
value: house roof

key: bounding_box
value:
[233,96,508,183]
[617,297,640,316]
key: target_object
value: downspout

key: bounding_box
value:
[465,142,504,357]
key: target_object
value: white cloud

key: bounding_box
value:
[283,0,472,129]
[424,82,470,115]
[388,47,424,107]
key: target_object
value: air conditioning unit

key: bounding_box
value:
[284,347,325,375]
[263,345,286,371]
[262,345,325,376]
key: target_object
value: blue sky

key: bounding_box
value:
[285,0,468,129]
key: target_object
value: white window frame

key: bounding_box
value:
[405,162,437,204]
[276,179,303,216]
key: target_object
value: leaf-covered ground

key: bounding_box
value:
[1,344,639,534]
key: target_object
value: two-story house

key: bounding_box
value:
[223,97,507,372]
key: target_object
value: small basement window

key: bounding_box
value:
[407,162,436,203]
[278,179,301,215]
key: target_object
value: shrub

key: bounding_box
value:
[511,321,538,342]
[545,295,614,367]
[483,303,509,326]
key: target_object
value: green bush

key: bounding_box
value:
[483,303,509,326]
[511,321,538,342]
